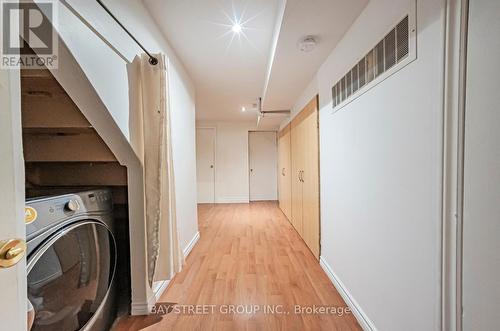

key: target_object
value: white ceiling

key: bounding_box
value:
[262,0,368,111]
[144,0,281,122]
[143,0,368,124]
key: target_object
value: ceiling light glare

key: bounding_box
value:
[241,106,246,112]
[232,23,242,33]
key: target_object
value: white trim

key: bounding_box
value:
[320,257,377,331]
[261,0,287,107]
[183,231,200,258]
[215,196,250,204]
[441,0,468,330]
[131,300,153,316]
[152,279,170,301]
[249,195,278,202]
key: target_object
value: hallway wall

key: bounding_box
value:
[279,77,318,130]
[196,121,278,203]
[462,0,500,328]
[290,0,446,329]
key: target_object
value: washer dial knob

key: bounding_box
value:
[65,199,80,212]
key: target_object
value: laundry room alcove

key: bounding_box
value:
[21,66,133,322]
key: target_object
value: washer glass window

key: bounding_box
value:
[27,222,115,331]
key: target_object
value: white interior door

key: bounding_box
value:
[249,131,278,201]
[462,0,500,329]
[0,69,27,330]
[196,128,215,203]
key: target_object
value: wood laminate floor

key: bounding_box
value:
[113,202,361,331]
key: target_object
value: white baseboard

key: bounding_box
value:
[183,231,200,258]
[319,257,377,331]
[131,300,152,316]
[215,196,249,203]
[249,195,278,201]
[131,283,165,316]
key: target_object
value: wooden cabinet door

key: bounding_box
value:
[288,96,320,258]
[283,129,292,219]
[278,131,285,211]
[291,117,304,235]
[301,101,320,259]
[278,125,292,220]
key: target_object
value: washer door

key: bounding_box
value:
[27,221,116,331]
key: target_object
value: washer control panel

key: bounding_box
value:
[25,189,113,240]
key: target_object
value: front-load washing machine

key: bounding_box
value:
[26,189,117,331]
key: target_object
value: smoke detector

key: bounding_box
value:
[297,36,317,52]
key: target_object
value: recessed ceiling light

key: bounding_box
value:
[232,23,242,34]
[241,106,246,112]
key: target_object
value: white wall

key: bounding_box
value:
[462,0,500,329]
[168,64,199,252]
[280,76,318,129]
[289,0,447,329]
[197,121,278,203]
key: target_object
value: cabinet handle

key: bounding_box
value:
[282,168,285,176]
[298,171,301,182]
[298,170,304,182]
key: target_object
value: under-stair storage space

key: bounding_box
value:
[21,68,129,201]
[21,67,131,326]
[278,96,320,259]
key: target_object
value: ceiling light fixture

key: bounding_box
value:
[241,106,246,112]
[297,36,317,52]
[232,23,242,34]
[208,6,264,52]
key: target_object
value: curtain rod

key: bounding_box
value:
[96,0,158,65]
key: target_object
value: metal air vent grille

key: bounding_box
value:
[331,12,415,111]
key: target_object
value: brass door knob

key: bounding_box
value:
[0,239,26,268]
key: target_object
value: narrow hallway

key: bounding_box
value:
[1,1,498,330]
[115,202,361,330]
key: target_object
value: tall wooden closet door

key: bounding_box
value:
[278,125,292,220]
[291,117,304,234]
[278,131,285,212]
[301,99,320,259]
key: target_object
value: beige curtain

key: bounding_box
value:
[129,53,184,286]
